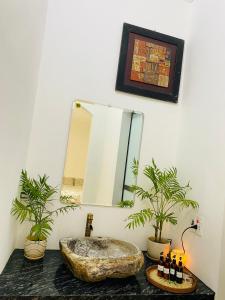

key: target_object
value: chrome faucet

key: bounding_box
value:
[85,213,93,237]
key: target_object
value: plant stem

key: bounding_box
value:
[155,221,159,242]
[164,202,177,215]
[159,221,163,242]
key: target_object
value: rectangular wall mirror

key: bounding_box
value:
[61,100,143,207]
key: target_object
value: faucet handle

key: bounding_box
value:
[85,213,94,237]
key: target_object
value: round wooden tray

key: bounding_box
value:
[146,265,197,294]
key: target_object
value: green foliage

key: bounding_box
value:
[126,159,199,242]
[132,158,139,177]
[118,158,138,208]
[11,170,78,241]
[60,194,74,204]
[118,200,134,208]
[126,209,154,229]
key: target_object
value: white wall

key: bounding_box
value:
[175,0,225,296]
[0,0,47,273]
[218,207,225,300]
[15,0,192,251]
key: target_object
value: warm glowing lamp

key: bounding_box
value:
[171,249,187,266]
[172,224,197,267]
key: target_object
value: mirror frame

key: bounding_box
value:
[60,99,144,208]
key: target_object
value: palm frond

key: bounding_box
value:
[143,165,159,192]
[126,159,199,241]
[126,209,154,229]
[11,170,78,241]
[179,199,199,209]
[118,200,134,208]
[30,220,52,241]
[49,204,78,217]
[11,198,32,223]
[60,194,74,204]
[163,212,178,225]
[131,185,153,200]
[165,215,177,225]
[132,158,139,177]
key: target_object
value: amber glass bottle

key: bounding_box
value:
[157,252,164,277]
[163,253,170,280]
[176,257,183,284]
[169,255,176,281]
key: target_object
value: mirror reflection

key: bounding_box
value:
[61,100,143,207]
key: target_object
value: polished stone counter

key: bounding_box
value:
[0,249,215,299]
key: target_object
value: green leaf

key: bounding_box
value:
[125,159,199,241]
[30,220,53,241]
[11,198,32,223]
[132,158,139,177]
[164,213,178,225]
[131,185,153,200]
[118,200,134,208]
[60,194,74,203]
[49,204,78,217]
[126,209,154,229]
[11,170,79,240]
[179,199,199,209]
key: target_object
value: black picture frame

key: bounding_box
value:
[116,23,184,103]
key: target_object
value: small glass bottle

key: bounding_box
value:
[169,255,176,281]
[163,253,170,280]
[157,252,164,277]
[176,256,183,284]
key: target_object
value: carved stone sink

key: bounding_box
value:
[59,237,144,282]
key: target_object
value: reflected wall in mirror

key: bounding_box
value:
[61,100,143,207]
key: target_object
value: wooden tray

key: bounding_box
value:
[146,265,197,294]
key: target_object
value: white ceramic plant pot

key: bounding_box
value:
[147,236,170,261]
[24,238,47,260]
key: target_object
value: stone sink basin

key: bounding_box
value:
[59,237,144,282]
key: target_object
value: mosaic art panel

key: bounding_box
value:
[130,39,172,88]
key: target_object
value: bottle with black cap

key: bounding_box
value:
[157,252,164,277]
[176,257,183,284]
[163,253,170,280]
[169,255,177,281]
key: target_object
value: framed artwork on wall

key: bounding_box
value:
[116,23,184,103]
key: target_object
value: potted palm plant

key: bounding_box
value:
[126,159,199,260]
[11,170,78,260]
